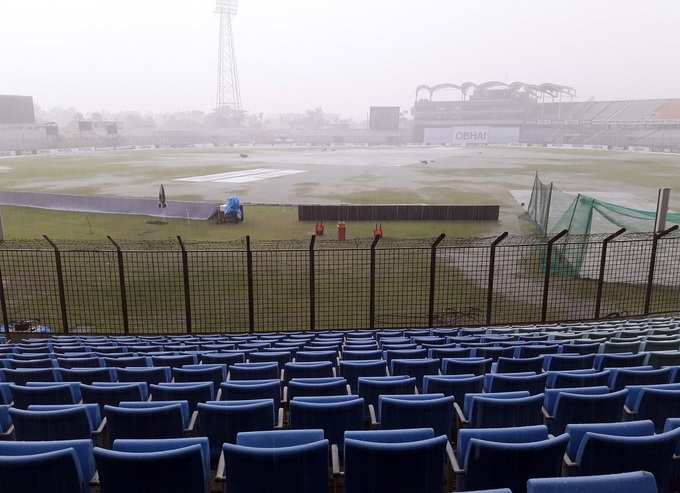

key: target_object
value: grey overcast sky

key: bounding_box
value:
[2,0,680,118]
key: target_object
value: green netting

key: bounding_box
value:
[527,173,552,233]
[527,174,680,278]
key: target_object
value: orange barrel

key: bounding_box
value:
[337,222,346,241]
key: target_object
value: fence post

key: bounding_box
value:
[486,232,508,325]
[428,234,446,328]
[43,236,69,334]
[594,228,626,319]
[644,225,679,315]
[106,236,130,334]
[369,236,381,330]
[541,230,569,323]
[309,235,316,331]
[177,236,192,334]
[0,257,8,333]
[245,236,255,333]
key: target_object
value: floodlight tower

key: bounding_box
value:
[215,0,242,113]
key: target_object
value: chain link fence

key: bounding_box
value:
[1,229,679,334]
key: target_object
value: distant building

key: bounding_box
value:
[0,95,35,124]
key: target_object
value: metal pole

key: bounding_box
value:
[245,236,255,333]
[0,255,9,333]
[544,183,554,234]
[644,225,678,314]
[594,228,626,319]
[309,235,316,331]
[43,235,69,334]
[369,236,381,330]
[541,230,569,322]
[655,188,671,233]
[0,209,4,241]
[107,236,129,334]
[427,234,446,328]
[486,232,508,325]
[177,236,192,334]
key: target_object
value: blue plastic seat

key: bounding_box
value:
[357,376,416,415]
[1,368,60,385]
[219,379,282,409]
[542,386,610,417]
[150,382,213,412]
[150,354,197,368]
[547,389,628,434]
[484,373,547,395]
[338,360,387,393]
[94,442,206,493]
[344,431,447,493]
[173,365,227,389]
[428,347,473,359]
[80,383,146,410]
[8,357,57,369]
[560,343,601,355]
[526,471,658,493]
[199,352,245,366]
[608,367,673,391]
[563,420,656,462]
[442,357,493,376]
[110,437,210,491]
[342,350,383,361]
[459,431,568,492]
[475,347,516,362]
[229,362,280,381]
[104,404,186,443]
[101,356,150,368]
[515,345,559,358]
[29,403,102,431]
[60,368,116,385]
[57,357,102,369]
[546,370,610,388]
[389,358,440,390]
[456,425,550,472]
[248,351,292,367]
[543,354,595,371]
[573,426,680,492]
[422,374,484,400]
[117,366,171,384]
[496,356,545,374]
[287,377,348,400]
[294,350,337,364]
[9,383,78,409]
[119,400,191,429]
[593,353,647,371]
[383,349,428,366]
[0,448,84,493]
[462,392,543,428]
[197,399,276,465]
[628,388,680,432]
[623,382,680,409]
[283,361,334,382]
[290,395,363,449]
[222,430,328,493]
[377,393,454,439]
[10,406,99,441]
[0,439,95,488]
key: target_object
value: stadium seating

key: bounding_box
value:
[3,317,680,490]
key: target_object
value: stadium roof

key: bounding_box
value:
[415,81,576,101]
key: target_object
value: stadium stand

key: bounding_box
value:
[3,317,680,491]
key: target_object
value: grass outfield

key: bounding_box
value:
[0,205,530,241]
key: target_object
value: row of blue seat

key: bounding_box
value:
[0,426,669,493]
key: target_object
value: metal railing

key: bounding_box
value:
[1,230,679,334]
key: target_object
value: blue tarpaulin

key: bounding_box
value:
[225,197,242,220]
